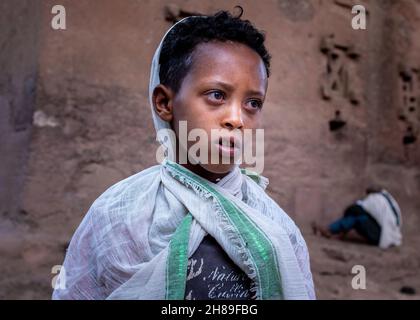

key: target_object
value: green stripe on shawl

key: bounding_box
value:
[166,213,192,300]
[165,161,283,299]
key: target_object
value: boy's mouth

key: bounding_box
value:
[215,136,241,158]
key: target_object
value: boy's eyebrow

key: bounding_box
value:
[203,80,265,97]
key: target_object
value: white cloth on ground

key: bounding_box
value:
[357,190,402,249]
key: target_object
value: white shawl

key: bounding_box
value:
[52,16,315,300]
[358,190,402,249]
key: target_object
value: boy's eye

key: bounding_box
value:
[206,90,225,102]
[246,99,263,111]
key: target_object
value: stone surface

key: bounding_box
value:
[0,0,419,299]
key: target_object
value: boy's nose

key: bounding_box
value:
[221,104,244,130]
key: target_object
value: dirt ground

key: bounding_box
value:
[305,228,420,299]
[1,213,419,300]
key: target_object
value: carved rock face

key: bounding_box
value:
[277,0,315,22]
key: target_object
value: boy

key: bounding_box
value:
[53,10,315,300]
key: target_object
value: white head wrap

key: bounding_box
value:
[149,17,207,163]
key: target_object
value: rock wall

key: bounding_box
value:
[0,0,419,299]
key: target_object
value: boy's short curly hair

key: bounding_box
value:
[159,9,271,93]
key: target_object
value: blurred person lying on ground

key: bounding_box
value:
[312,186,402,249]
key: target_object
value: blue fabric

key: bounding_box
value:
[328,204,381,245]
[329,214,370,233]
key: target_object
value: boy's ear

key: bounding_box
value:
[152,84,174,122]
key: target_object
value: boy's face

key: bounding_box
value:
[154,41,268,175]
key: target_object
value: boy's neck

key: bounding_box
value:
[180,162,230,183]
[174,146,231,183]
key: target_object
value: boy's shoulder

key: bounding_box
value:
[88,165,161,212]
[242,174,307,255]
[241,172,299,232]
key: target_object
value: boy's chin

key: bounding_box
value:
[199,162,236,175]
